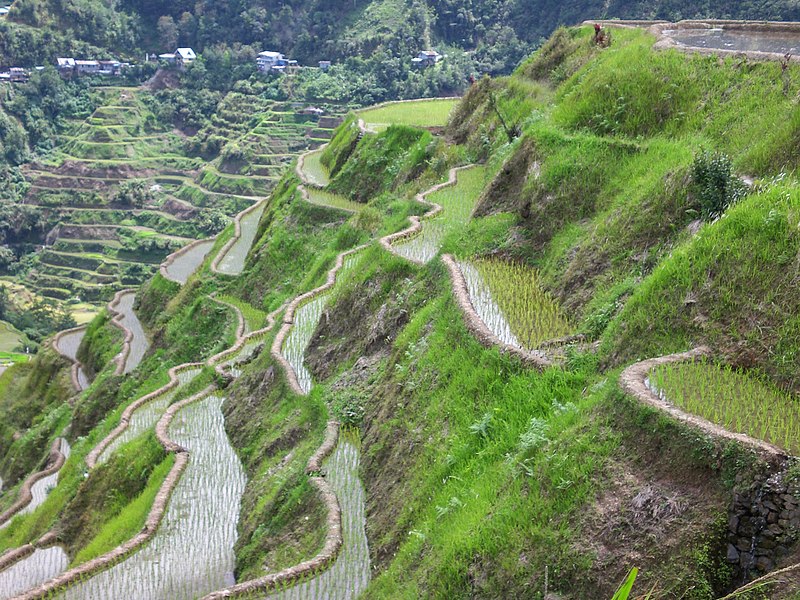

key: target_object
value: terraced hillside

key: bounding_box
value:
[5,21,800,600]
[14,86,343,308]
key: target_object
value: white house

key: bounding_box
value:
[257,51,285,72]
[175,48,196,66]
[412,50,443,68]
[56,57,75,74]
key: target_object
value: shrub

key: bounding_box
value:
[691,150,747,221]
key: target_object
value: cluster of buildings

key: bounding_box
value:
[56,58,130,77]
[0,45,444,85]
[155,48,196,68]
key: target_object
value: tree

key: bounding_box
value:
[157,15,179,51]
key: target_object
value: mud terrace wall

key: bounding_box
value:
[107,289,136,376]
[271,244,369,396]
[619,349,799,587]
[210,199,267,275]
[0,439,67,529]
[378,166,471,264]
[85,362,206,469]
[51,325,89,393]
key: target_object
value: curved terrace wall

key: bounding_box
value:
[0,439,68,530]
[51,325,90,393]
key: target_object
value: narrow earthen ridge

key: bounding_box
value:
[0,533,61,574]
[207,300,289,379]
[441,254,552,370]
[202,421,343,599]
[85,362,206,469]
[0,544,35,572]
[107,289,137,376]
[647,20,800,63]
[209,199,267,275]
[15,386,215,600]
[159,238,213,283]
[379,165,474,265]
[619,347,789,460]
[294,146,360,213]
[270,244,369,396]
[210,296,247,342]
[0,438,67,528]
[51,324,89,392]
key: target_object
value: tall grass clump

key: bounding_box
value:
[691,150,748,221]
[649,360,800,454]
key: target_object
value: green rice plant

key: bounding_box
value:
[461,258,571,350]
[649,360,800,455]
[216,295,267,332]
[358,98,459,132]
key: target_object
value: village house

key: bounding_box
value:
[9,67,28,82]
[176,48,196,66]
[56,57,75,75]
[318,60,332,71]
[412,50,443,68]
[75,60,101,75]
[257,51,284,72]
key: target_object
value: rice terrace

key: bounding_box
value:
[1,10,800,600]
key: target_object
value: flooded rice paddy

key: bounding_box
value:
[115,292,150,374]
[58,394,246,600]
[458,260,520,347]
[0,547,69,599]
[216,204,267,276]
[96,368,202,465]
[264,434,369,600]
[53,329,89,390]
[666,27,800,55]
[163,239,215,284]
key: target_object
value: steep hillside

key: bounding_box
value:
[3,22,800,600]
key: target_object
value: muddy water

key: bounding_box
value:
[458,260,520,347]
[54,329,89,391]
[666,28,800,54]
[163,239,215,284]
[58,394,246,600]
[96,367,202,465]
[115,292,149,374]
[0,547,69,599]
[216,203,266,276]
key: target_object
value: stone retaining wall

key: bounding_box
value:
[209,199,267,275]
[441,255,552,370]
[0,438,67,529]
[107,289,137,376]
[619,349,799,588]
[51,324,89,393]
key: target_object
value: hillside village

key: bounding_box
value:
[0,46,446,84]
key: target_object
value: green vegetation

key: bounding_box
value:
[650,360,800,454]
[358,98,459,132]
